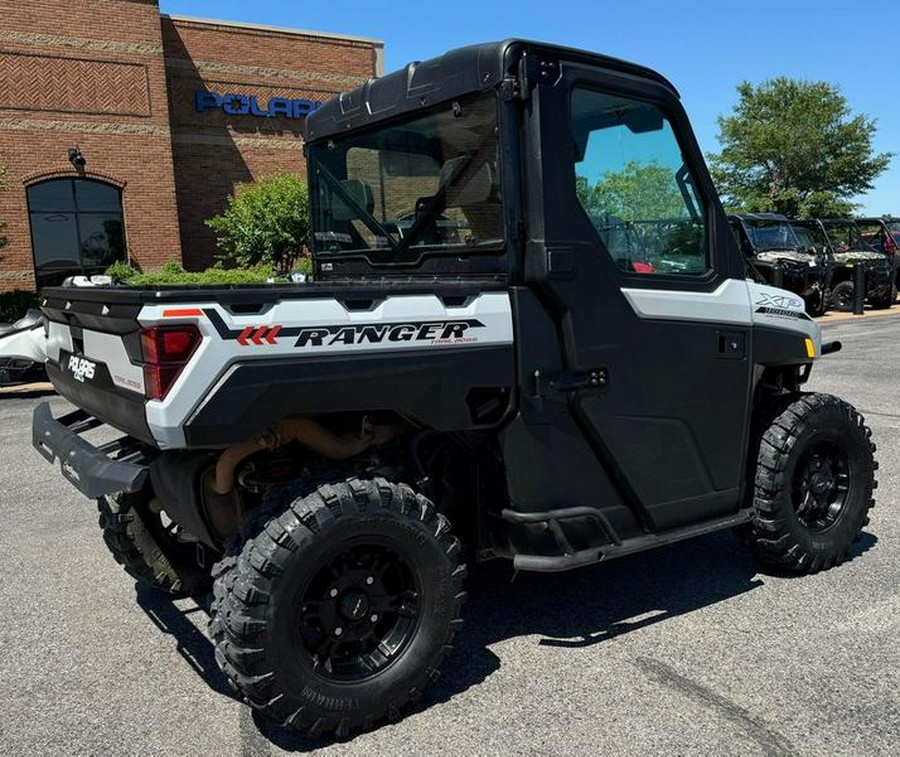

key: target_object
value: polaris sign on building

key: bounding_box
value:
[195,91,322,119]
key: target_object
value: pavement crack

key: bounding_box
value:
[633,656,799,756]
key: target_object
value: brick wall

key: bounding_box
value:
[0,0,180,292]
[0,3,382,290]
[163,16,379,269]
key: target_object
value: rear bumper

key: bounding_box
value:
[32,402,150,499]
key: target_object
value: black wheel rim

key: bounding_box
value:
[835,286,853,310]
[297,540,421,682]
[791,437,851,532]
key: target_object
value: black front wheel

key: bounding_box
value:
[830,280,855,312]
[210,477,466,738]
[803,289,828,318]
[746,393,876,573]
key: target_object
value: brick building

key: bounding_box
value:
[0,0,383,292]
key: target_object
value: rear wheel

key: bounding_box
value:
[869,284,897,310]
[98,491,213,596]
[746,393,876,573]
[210,477,466,738]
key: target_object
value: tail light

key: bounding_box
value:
[140,325,202,400]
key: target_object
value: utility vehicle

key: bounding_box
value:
[727,213,832,316]
[33,40,877,738]
[0,308,47,385]
[810,219,895,310]
[855,217,900,289]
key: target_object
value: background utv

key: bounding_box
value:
[728,213,832,316]
[33,40,877,739]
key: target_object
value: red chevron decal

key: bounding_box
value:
[236,326,254,346]
[236,325,283,347]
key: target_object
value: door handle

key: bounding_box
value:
[717,331,745,359]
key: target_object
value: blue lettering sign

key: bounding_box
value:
[223,94,250,115]
[195,91,222,112]
[194,90,322,119]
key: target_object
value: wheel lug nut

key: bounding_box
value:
[334,627,343,636]
[370,614,378,623]
[329,588,338,598]
[365,576,374,585]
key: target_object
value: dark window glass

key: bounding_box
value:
[75,180,121,212]
[308,93,502,262]
[27,181,76,212]
[27,179,126,287]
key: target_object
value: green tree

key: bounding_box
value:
[576,161,686,220]
[207,173,310,275]
[709,77,893,218]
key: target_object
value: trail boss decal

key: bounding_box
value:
[203,310,485,348]
[754,292,807,320]
[67,355,96,383]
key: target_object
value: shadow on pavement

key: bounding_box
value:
[136,528,878,752]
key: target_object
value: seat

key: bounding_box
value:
[0,309,43,337]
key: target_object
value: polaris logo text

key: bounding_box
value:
[67,355,96,383]
[295,320,485,348]
[195,91,321,119]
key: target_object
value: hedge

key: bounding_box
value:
[105,258,313,286]
[0,290,40,323]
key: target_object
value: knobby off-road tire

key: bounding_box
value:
[869,284,897,310]
[98,491,212,596]
[210,477,467,738]
[830,280,855,312]
[803,289,828,318]
[746,393,876,573]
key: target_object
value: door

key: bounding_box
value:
[522,60,753,531]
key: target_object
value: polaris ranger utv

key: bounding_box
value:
[728,213,832,316]
[796,218,895,310]
[33,40,877,738]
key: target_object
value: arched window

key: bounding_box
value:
[27,178,126,287]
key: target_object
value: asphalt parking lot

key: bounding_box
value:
[0,316,897,756]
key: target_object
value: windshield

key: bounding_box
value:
[742,219,800,251]
[308,93,503,261]
[822,222,871,252]
[792,222,828,249]
[886,220,900,233]
[791,226,815,249]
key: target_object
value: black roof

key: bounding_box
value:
[305,39,679,143]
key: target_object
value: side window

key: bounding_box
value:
[855,223,883,253]
[571,87,709,276]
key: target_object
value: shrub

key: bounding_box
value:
[106,260,277,286]
[206,173,311,276]
[0,290,40,323]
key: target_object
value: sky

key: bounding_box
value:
[160,0,899,215]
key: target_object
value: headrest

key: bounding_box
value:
[331,179,374,221]
[440,157,494,207]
